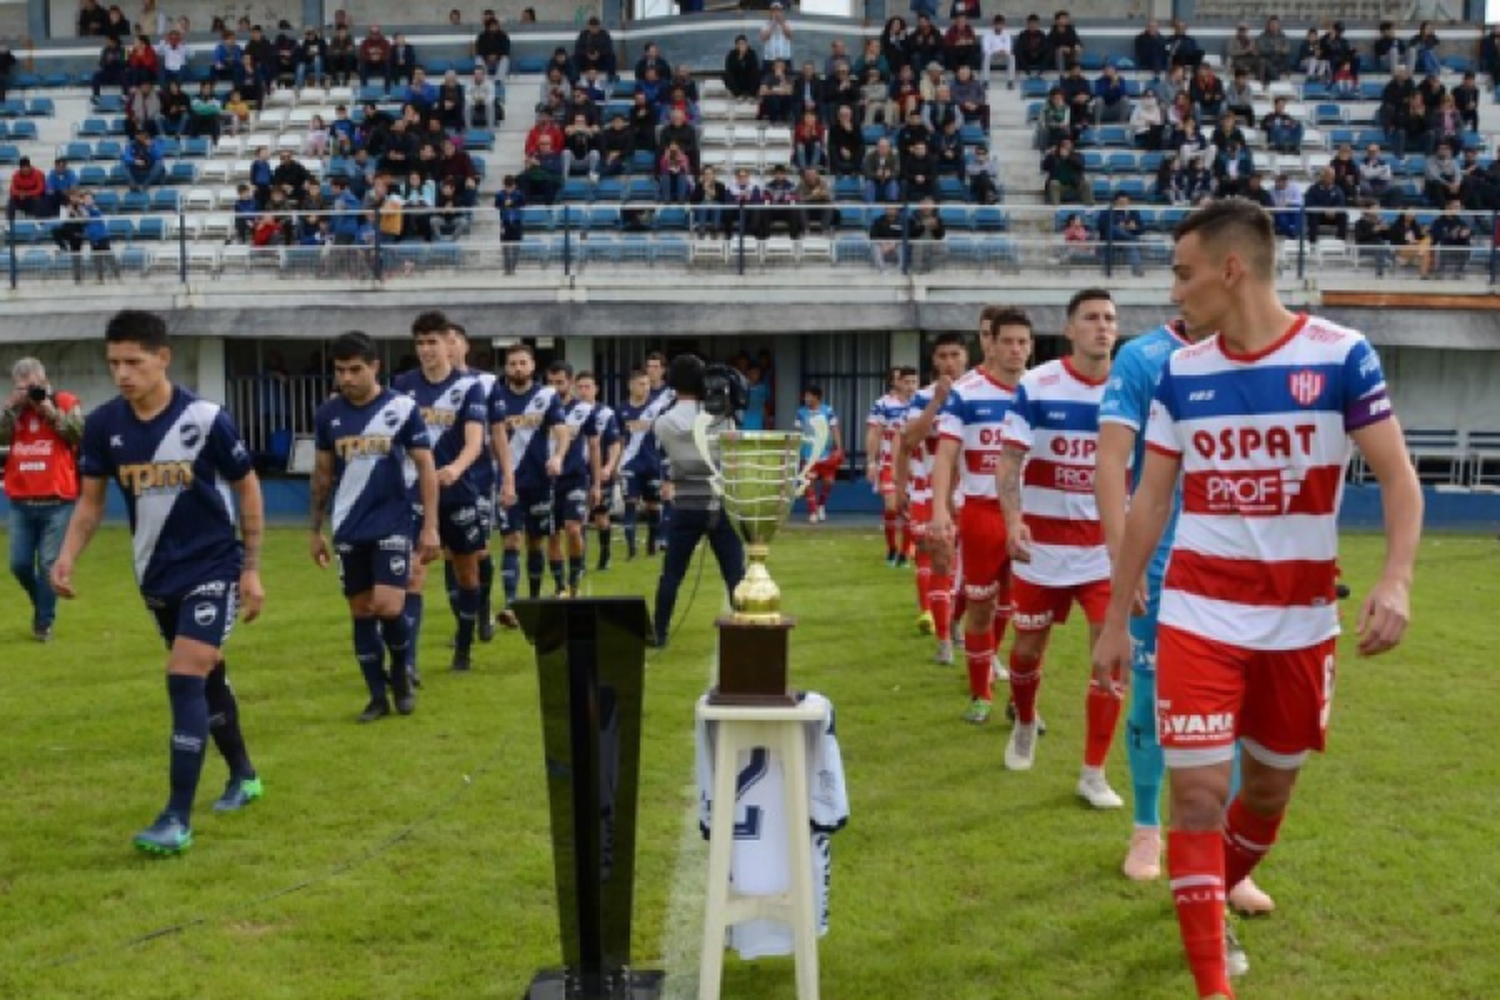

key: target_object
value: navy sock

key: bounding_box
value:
[646,508,661,553]
[455,586,480,653]
[166,674,209,822]
[501,548,520,605]
[478,554,494,616]
[444,561,460,622]
[569,555,585,590]
[623,504,638,554]
[205,663,253,780]
[354,616,386,700]
[597,526,612,566]
[403,591,423,676]
[527,549,545,598]
[549,559,566,592]
[380,614,411,690]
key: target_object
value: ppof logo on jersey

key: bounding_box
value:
[1288,369,1326,406]
[193,602,218,627]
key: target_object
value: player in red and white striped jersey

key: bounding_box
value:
[930,307,1033,724]
[895,333,972,662]
[865,366,919,566]
[996,289,1123,810]
[1094,200,1422,1000]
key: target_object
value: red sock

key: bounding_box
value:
[991,607,1010,654]
[953,590,968,631]
[964,630,994,701]
[899,519,914,557]
[1008,649,1042,723]
[1084,679,1124,768]
[807,489,820,516]
[915,560,932,613]
[1168,829,1231,999]
[882,510,898,552]
[1223,797,1284,892]
[929,571,953,641]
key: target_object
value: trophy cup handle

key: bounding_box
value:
[795,414,831,496]
[691,412,726,497]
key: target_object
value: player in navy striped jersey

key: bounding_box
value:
[616,369,667,559]
[575,371,622,571]
[52,310,264,856]
[497,344,568,606]
[545,361,603,596]
[392,311,489,673]
[311,332,440,722]
[446,323,515,642]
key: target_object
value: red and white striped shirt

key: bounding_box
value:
[905,384,940,505]
[1145,314,1392,650]
[936,368,1018,502]
[1001,357,1110,587]
[867,392,908,473]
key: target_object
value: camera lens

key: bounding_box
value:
[28,386,48,402]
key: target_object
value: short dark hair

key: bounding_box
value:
[979,305,1032,334]
[668,354,706,396]
[1172,196,1275,280]
[628,368,649,381]
[1066,287,1114,317]
[575,369,596,382]
[105,309,169,350]
[897,365,918,378]
[331,331,378,363]
[448,321,468,339]
[411,309,450,337]
[504,343,534,361]
[547,360,573,377]
[645,350,667,366]
[931,331,968,353]
[803,383,823,400]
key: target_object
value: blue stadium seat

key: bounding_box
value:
[862,124,887,145]
[584,206,622,231]
[630,150,656,172]
[972,206,1008,231]
[581,235,622,264]
[1328,128,1357,146]
[1443,56,1473,74]
[1122,79,1143,97]
[78,164,109,186]
[11,71,42,91]
[1082,149,1106,173]
[1358,81,1384,101]
[92,94,125,113]
[93,190,119,213]
[462,129,495,150]
[1025,100,1042,123]
[595,177,626,201]
[1020,78,1049,99]
[0,121,7,138]
[180,137,210,158]
[938,205,973,231]
[156,137,181,159]
[833,176,862,201]
[832,233,870,264]
[1313,103,1345,126]
[168,162,198,185]
[149,190,181,212]
[76,118,109,138]
[1139,150,1165,175]
[61,140,93,162]
[9,120,37,140]
[0,99,25,118]
[1106,151,1136,174]
[26,98,56,117]
[106,116,129,135]
[520,206,555,231]
[1356,129,1386,149]
[106,218,137,243]
[622,177,658,202]
[560,178,592,202]
[0,144,19,166]
[653,206,690,231]
[93,139,122,161]
[937,175,969,202]
[514,56,547,74]
[9,220,41,243]
[119,247,151,273]
[837,206,871,230]
[959,123,986,146]
[136,216,167,240]
[1115,177,1148,200]
[651,235,691,265]
[1096,125,1131,147]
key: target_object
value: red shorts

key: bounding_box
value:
[1155,625,1337,771]
[908,499,932,538]
[958,501,1011,605]
[1010,576,1111,632]
[809,456,840,481]
[878,465,896,496]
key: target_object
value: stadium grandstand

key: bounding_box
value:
[2,0,1499,524]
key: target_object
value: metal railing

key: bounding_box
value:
[5,202,1498,287]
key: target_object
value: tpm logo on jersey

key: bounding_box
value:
[1288,370,1325,407]
[180,422,203,450]
[193,602,218,627]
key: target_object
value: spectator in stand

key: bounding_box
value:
[792,60,824,118]
[945,12,981,74]
[296,27,327,89]
[658,105,699,171]
[127,80,162,135]
[125,34,160,90]
[1042,137,1092,206]
[895,108,932,155]
[1165,92,1193,147]
[758,58,794,124]
[1059,62,1092,137]
[793,108,826,171]
[8,157,46,217]
[658,143,693,204]
[1395,90,1428,158]
[1304,166,1348,243]
[1459,146,1499,211]
[329,176,363,245]
[1170,148,1212,204]
[918,60,947,103]
[1208,111,1245,155]
[906,196,946,272]
[1099,192,1144,276]
[950,63,988,129]
[465,67,499,131]
[519,134,562,205]
[1035,86,1070,150]
[906,16,945,75]
[475,16,512,80]
[101,5,130,43]
[1408,21,1442,78]
[628,90,657,156]
[272,23,300,89]
[1270,171,1303,238]
[1263,95,1303,154]
[79,0,109,36]
[982,14,1015,89]
[901,137,938,201]
[438,137,479,207]
[869,203,906,272]
[1482,24,1500,86]
[1150,63,1185,109]
[1425,142,1463,206]
[1241,172,1273,209]
[796,166,835,232]
[545,46,578,88]
[1130,89,1164,150]
[1047,11,1083,76]
[157,28,190,85]
[1359,143,1398,207]
[1296,27,1327,80]
[1212,138,1254,197]
[121,130,165,191]
[1379,64,1416,139]
[326,25,356,86]
[159,80,190,136]
[1452,72,1480,133]
[1353,201,1395,275]
[1014,14,1048,79]
[1134,19,1168,79]
[860,65,891,126]
[949,0,980,20]
[863,136,901,203]
[562,111,601,184]
[760,164,803,238]
[525,109,564,160]
[933,115,964,174]
[1059,210,1093,262]
[495,174,524,274]
[1417,70,1446,115]
[1091,62,1129,126]
[925,83,961,133]
[249,145,273,207]
[575,17,617,79]
[1330,142,1360,202]
[890,63,923,121]
[823,37,851,81]
[829,104,864,175]
[1166,20,1203,73]
[232,53,265,110]
[388,33,417,89]
[1225,69,1256,127]
[760,4,793,65]
[1256,15,1290,84]
[824,60,860,126]
[93,36,127,97]
[597,113,634,177]
[1390,209,1433,275]
[967,142,1000,203]
[691,166,730,237]
[1428,199,1472,278]
[1319,22,1357,83]
[880,16,911,76]
[1373,21,1407,76]
[1189,63,1224,123]
[726,167,763,240]
[724,34,761,101]
[1428,95,1463,156]
[44,158,79,217]
[1224,23,1259,81]
[357,24,390,88]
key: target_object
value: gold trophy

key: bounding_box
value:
[693,414,829,704]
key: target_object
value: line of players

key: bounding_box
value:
[314,311,684,720]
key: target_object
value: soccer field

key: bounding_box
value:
[0,526,1496,1000]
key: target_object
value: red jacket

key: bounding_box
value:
[9,166,46,201]
[525,122,565,158]
[3,391,81,502]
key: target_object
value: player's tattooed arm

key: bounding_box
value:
[236,472,265,573]
[309,450,334,533]
[996,447,1024,525]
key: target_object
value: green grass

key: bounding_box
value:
[0,526,1496,999]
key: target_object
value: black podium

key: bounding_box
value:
[513,598,664,1000]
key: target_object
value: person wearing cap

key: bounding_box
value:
[1046,10,1083,76]
[981,14,1015,88]
[760,3,793,64]
[723,34,761,100]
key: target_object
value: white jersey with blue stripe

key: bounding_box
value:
[557,396,600,481]
[314,389,429,543]
[392,368,489,507]
[500,380,567,492]
[79,386,253,597]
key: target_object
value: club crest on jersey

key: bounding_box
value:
[1288,370,1325,406]
[384,408,401,428]
[193,602,218,627]
[448,388,463,405]
[180,422,203,449]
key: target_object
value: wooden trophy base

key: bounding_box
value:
[711,616,797,706]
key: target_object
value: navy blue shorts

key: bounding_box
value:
[592,476,617,516]
[336,534,412,597]
[622,468,662,504]
[553,477,590,526]
[146,580,238,649]
[474,493,495,536]
[439,502,487,554]
[512,487,555,537]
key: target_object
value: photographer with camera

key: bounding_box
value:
[650,356,747,649]
[2,359,84,642]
